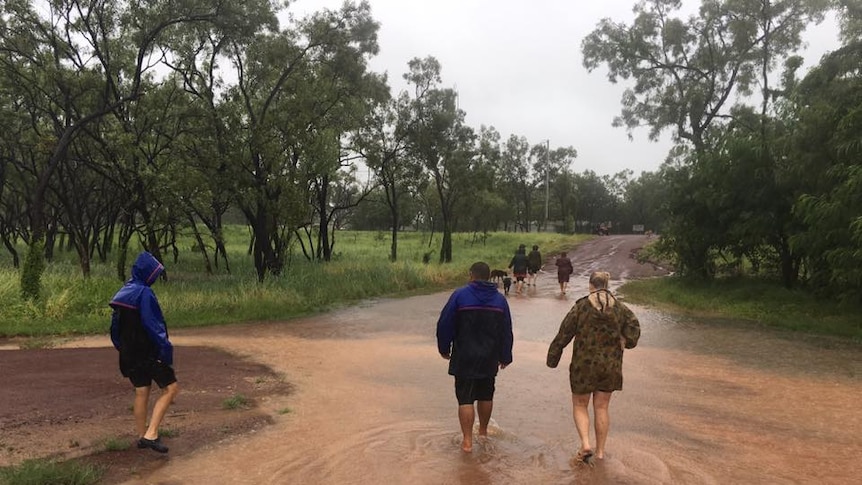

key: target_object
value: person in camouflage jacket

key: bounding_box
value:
[546,271,640,464]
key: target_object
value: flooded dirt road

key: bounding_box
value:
[126,236,861,484]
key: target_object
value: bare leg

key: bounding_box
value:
[458,404,475,452]
[133,386,151,437]
[476,400,493,436]
[593,391,612,459]
[143,382,179,440]
[572,393,592,454]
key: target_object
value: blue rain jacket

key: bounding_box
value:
[109,252,172,366]
[436,280,513,378]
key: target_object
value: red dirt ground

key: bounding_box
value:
[0,345,292,483]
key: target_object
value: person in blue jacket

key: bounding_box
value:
[436,261,514,453]
[110,251,178,453]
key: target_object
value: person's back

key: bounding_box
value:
[528,249,541,269]
[440,280,513,378]
[510,251,529,274]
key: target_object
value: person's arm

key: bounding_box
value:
[620,304,641,349]
[139,290,173,365]
[110,309,121,350]
[547,305,579,367]
[499,302,514,368]
[436,291,459,358]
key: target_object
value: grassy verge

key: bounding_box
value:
[621,276,862,340]
[0,458,103,485]
[0,230,588,338]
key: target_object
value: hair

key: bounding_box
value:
[559,252,567,257]
[532,245,538,250]
[589,271,610,289]
[470,261,491,280]
[588,271,615,312]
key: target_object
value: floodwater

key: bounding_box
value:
[129,281,862,484]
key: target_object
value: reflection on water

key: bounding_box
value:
[131,286,862,485]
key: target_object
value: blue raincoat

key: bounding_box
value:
[109,252,172,370]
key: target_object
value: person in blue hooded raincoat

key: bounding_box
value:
[110,251,178,453]
[436,261,514,453]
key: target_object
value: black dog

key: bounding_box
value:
[502,276,512,295]
[490,269,508,285]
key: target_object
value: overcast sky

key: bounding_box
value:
[289,0,841,177]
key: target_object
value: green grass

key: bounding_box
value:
[0,230,586,337]
[0,458,103,485]
[621,276,862,340]
[276,407,292,415]
[222,394,250,410]
[102,437,130,452]
[158,428,178,438]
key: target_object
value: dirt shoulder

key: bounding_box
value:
[0,345,292,483]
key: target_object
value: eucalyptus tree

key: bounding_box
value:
[787,40,862,299]
[836,0,862,42]
[531,143,577,231]
[620,170,667,234]
[296,51,388,263]
[464,125,507,233]
[499,135,532,231]
[163,0,278,274]
[222,1,382,279]
[404,57,476,263]
[573,170,615,232]
[583,0,828,277]
[0,0,233,298]
[352,83,429,261]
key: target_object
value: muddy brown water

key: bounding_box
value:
[115,271,860,484]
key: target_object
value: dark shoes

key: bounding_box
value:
[138,436,169,453]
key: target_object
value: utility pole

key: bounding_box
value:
[545,139,550,232]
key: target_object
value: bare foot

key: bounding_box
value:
[461,439,472,453]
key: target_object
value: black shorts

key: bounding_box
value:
[127,361,177,389]
[528,267,540,275]
[454,377,495,405]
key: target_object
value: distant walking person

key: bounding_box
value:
[546,271,640,464]
[110,251,179,454]
[436,262,514,453]
[508,246,530,295]
[527,245,542,287]
[556,252,574,295]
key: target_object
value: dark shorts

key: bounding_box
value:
[454,377,495,405]
[528,266,540,275]
[514,273,526,281]
[558,273,570,283]
[127,361,177,389]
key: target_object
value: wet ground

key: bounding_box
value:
[2,235,860,484]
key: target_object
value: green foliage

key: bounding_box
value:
[102,437,130,452]
[622,277,862,340]
[19,239,45,301]
[0,229,585,337]
[222,394,250,410]
[0,458,103,485]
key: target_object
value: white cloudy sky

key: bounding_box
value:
[288,0,842,177]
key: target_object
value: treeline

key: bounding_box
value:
[3,0,859,304]
[0,1,647,299]
[583,0,862,302]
